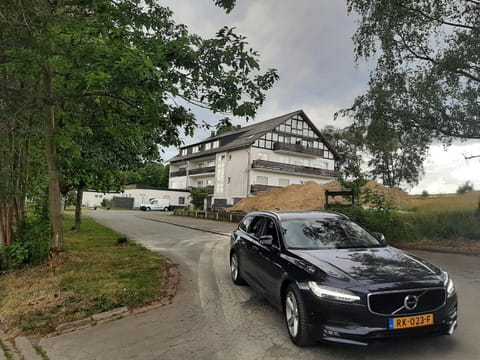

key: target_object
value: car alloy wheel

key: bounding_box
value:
[285,291,299,337]
[146,207,151,211]
[284,284,313,346]
[230,252,245,285]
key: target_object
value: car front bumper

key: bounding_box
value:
[301,289,458,346]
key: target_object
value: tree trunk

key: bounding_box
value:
[43,68,64,252]
[75,186,84,231]
[0,202,6,246]
[7,199,13,246]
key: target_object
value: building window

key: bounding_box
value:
[179,197,185,205]
[212,140,219,148]
[197,180,204,187]
[256,176,268,185]
[181,149,187,156]
[192,146,199,153]
[279,178,289,187]
[227,177,231,184]
[205,142,211,150]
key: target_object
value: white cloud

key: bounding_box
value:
[410,141,480,194]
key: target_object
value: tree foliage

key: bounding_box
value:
[190,188,209,209]
[322,126,367,197]
[343,0,480,141]
[122,163,170,188]
[323,122,427,189]
[456,180,474,194]
[1,0,278,251]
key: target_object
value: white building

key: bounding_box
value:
[82,191,121,208]
[121,185,191,209]
[168,110,338,208]
[83,186,191,209]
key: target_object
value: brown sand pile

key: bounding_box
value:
[229,180,410,212]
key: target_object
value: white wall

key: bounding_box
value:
[82,191,121,207]
[121,188,191,208]
[169,176,187,189]
[224,149,250,201]
[250,169,332,188]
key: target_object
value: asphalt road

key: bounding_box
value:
[40,210,480,360]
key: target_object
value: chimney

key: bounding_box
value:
[211,131,215,137]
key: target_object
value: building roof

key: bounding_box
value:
[169,110,338,163]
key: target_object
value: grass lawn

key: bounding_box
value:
[408,191,480,213]
[0,214,165,335]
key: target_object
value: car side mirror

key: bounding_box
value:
[259,235,273,246]
[372,232,386,244]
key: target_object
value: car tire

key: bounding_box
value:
[146,207,151,211]
[284,283,314,346]
[230,252,246,285]
[163,207,169,211]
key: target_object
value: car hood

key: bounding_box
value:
[289,246,442,286]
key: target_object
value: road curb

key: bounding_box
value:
[14,337,42,360]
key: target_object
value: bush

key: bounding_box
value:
[0,199,50,270]
[190,188,209,209]
[421,190,429,197]
[330,190,410,242]
[457,181,474,194]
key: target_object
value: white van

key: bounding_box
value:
[139,198,171,211]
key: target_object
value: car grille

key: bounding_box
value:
[367,287,446,316]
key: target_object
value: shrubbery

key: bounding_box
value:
[330,189,480,243]
[0,200,50,270]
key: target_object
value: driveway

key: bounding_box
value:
[40,210,480,359]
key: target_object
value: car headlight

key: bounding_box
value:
[308,282,360,303]
[442,271,455,298]
[446,278,455,298]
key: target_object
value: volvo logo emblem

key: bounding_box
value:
[404,295,418,310]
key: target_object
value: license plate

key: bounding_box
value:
[388,314,434,330]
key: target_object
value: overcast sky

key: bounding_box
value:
[160,0,480,195]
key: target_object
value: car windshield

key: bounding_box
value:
[281,218,383,249]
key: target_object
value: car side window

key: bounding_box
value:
[261,218,280,248]
[239,216,253,232]
[248,216,265,238]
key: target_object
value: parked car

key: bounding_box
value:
[139,198,171,211]
[229,211,457,346]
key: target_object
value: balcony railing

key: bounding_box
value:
[250,184,281,194]
[252,159,337,178]
[191,185,214,195]
[189,166,216,176]
[170,169,187,177]
[273,142,324,157]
